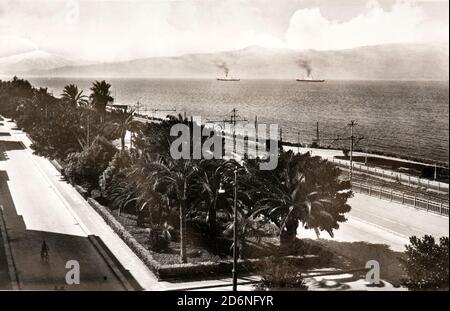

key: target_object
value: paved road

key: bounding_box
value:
[298,192,449,252]
[0,119,146,290]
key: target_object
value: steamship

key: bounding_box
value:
[217,76,240,81]
[296,76,325,82]
[217,72,240,81]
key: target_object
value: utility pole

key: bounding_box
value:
[316,121,320,144]
[348,120,357,182]
[232,108,237,153]
[254,115,258,154]
[207,108,247,155]
[316,120,364,183]
[297,131,301,153]
[434,163,437,180]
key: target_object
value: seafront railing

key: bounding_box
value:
[351,182,449,217]
[332,158,449,193]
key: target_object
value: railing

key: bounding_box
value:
[352,182,449,217]
[332,158,449,193]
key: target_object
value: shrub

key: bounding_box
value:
[254,257,308,291]
[99,150,132,199]
[402,235,449,290]
[64,136,117,190]
[148,223,173,252]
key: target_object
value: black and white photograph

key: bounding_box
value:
[0,0,448,300]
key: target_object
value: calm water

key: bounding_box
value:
[26,77,449,164]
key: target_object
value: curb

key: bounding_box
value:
[88,235,135,291]
[165,279,259,291]
[0,206,20,290]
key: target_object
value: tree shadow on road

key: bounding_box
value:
[309,239,407,286]
[0,140,26,161]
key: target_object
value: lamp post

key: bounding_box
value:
[232,169,238,291]
[218,169,238,291]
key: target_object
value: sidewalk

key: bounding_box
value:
[0,120,149,289]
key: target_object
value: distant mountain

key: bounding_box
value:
[0,50,87,75]
[18,44,450,80]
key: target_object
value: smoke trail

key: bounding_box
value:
[297,59,312,77]
[216,61,229,77]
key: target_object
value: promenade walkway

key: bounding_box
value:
[0,119,145,290]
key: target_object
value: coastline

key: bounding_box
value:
[21,77,447,165]
[130,111,449,173]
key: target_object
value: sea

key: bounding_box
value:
[23,77,449,165]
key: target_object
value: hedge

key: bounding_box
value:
[86,197,321,280]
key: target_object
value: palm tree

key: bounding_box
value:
[149,157,199,263]
[193,159,228,237]
[90,80,113,122]
[193,159,250,238]
[32,87,54,120]
[102,109,140,151]
[250,151,352,246]
[61,84,88,107]
[124,152,173,227]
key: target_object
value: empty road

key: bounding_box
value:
[298,192,449,252]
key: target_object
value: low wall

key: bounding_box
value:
[86,196,320,280]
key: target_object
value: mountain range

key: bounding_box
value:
[0,44,448,80]
[0,50,88,75]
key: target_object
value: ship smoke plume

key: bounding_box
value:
[297,59,312,77]
[217,62,230,77]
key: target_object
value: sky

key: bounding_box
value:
[0,0,448,62]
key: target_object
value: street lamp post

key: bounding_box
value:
[232,169,238,291]
[218,168,239,291]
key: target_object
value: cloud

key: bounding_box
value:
[285,1,449,50]
[0,0,447,61]
[0,0,283,61]
[0,36,39,57]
